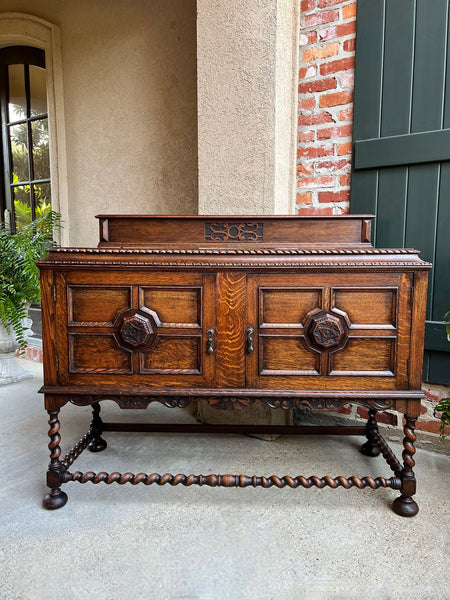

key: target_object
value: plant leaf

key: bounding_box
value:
[443,311,450,341]
[0,210,61,350]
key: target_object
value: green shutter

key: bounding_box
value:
[351,0,450,384]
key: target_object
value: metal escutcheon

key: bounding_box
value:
[246,326,254,354]
[207,327,215,354]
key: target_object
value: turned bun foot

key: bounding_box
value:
[392,495,419,517]
[43,489,68,510]
[360,440,381,457]
[88,437,107,452]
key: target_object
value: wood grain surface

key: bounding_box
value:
[215,272,246,387]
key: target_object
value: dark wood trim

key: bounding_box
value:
[101,423,367,436]
[39,386,425,400]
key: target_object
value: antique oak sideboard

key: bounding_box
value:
[38,215,431,516]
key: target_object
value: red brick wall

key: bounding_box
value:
[296,0,450,442]
[296,0,356,215]
[15,345,43,362]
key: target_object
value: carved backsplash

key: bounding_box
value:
[205,222,263,242]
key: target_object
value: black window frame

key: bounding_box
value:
[0,45,49,233]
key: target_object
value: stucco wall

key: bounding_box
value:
[0,0,198,246]
[197,0,299,215]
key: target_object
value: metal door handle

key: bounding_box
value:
[207,327,215,354]
[246,326,254,354]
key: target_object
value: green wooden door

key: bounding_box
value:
[351,0,450,384]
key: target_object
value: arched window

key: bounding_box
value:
[0,45,50,232]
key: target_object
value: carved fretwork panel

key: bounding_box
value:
[205,222,263,242]
[69,394,398,413]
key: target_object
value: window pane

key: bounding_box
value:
[10,123,29,182]
[13,185,31,229]
[34,182,51,217]
[29,65,47,116]
[8,64,26,121]
[32,119,49,180]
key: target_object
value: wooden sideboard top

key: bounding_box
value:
[38,246,431,272]
[96,214,375,248]
[36,214,431,271]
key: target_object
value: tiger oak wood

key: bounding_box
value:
[38,215,431,516]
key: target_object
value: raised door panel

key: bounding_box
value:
[256,285,323,377]
[246,272,412,390]
[55,271,215,387]
[68,286,131,325]
[68,334,133,374]
[329,286,397,377]
[260,288,323,327]
[140,287,201,328]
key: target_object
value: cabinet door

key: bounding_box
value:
[55,271,216,388]
[246,272,412,391]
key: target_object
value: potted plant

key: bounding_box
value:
[435,311,450,440]
[0,210,61,384]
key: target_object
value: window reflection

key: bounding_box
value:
[32,119,49,180]
[8,64,26,121]
[10,123,29,182]
[34,183,51,216]
[13,185,32,228]
[29,65,47,116]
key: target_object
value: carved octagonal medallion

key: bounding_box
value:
[304,308,350,353]
[114,307,161,351]
[120,314,153,347]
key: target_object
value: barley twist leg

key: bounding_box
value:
[43,408,68,510]
[392,415,419,517]
[88,401,107,453]
[360,409,381,457]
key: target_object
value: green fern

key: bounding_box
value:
[0,211,61,351]
[435,397,450,442]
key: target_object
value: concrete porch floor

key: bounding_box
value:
[1,361,449,600]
